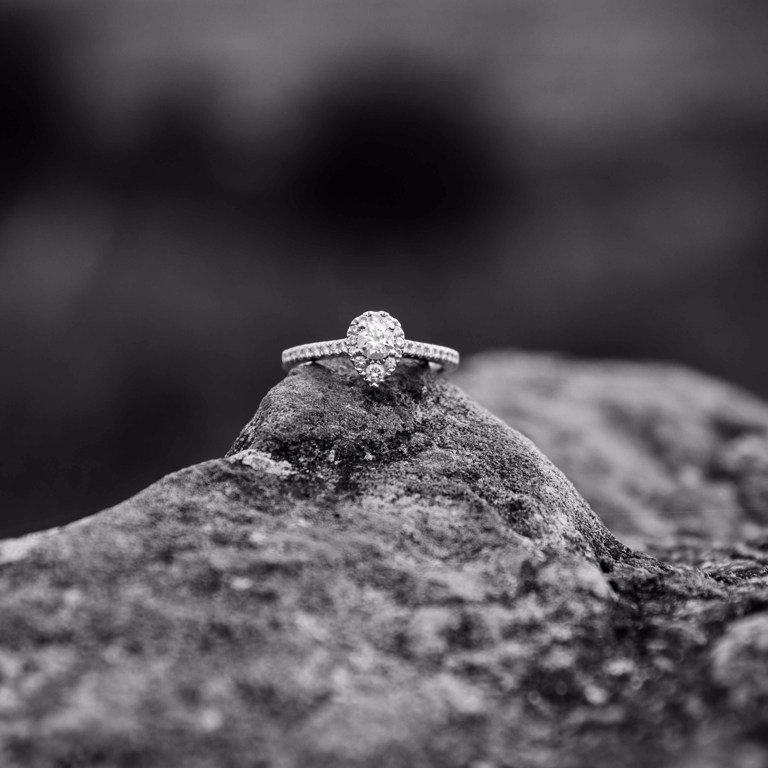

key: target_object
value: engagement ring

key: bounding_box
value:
[282,310,460,387]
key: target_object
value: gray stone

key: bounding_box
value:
[456,352,768,544]
[0,356,767,768]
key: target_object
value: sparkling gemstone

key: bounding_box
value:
[365,363,386,385]
[356,315,395,360]
[345,310,406,386]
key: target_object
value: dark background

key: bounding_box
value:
[1,0,767,538]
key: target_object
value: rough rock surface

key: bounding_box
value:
[457,352,768,545]
[1,356,767,768]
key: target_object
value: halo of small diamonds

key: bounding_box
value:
[344,311,406,386]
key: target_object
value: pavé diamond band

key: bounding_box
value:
[282,310,460,387]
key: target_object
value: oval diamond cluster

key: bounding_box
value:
[345,311,405,386]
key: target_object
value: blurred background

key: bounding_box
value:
[1,0,767,538]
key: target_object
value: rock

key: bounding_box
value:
[712,613,768,711]
[456,351,768,545]
[0,355,767,768]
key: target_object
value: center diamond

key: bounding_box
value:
[358,315,395,360]
[345,310,406,386]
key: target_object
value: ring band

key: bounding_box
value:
[281,310,460,387]
[282,339,460,371]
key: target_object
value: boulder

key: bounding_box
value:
[457,352,768,544]
[1,356,767,768]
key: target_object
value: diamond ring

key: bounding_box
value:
[281,310,460,387]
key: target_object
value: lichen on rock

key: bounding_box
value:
[0,355,767,767]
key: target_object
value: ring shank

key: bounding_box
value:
[281,339,459,372]
[402,340,460,371]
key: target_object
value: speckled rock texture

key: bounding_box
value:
[1,356,767,768]
[457,352,768,546]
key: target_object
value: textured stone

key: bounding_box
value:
[0,355,767,767]
[456,352,768,545]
